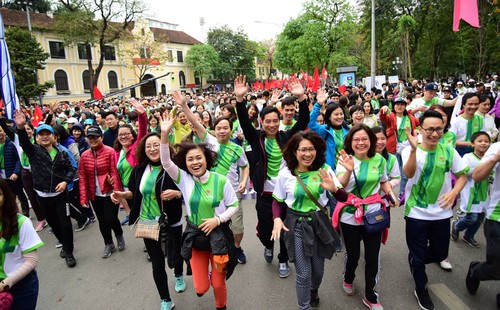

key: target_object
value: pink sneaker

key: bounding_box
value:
[35,220,47,232]
[343,282,355,296]
[362,297,384,310]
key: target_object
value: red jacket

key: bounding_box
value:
[79,143,123,205]
[379,110,419,154]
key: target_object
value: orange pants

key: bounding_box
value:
[190,249,227,308]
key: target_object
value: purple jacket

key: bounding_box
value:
[489,96,500,118]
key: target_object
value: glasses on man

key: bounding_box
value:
[297,147,316,153]
[420,127,444,135]
[145,143,161,151]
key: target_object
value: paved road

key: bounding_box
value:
[35,199,499,310]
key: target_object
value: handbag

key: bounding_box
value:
[134,218,160,241]
[0,291,13,310]
[295,175,330,219]
[352,170,390,234]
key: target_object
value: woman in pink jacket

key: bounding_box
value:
[113,99,148,224]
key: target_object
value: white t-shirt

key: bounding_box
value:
[407,97,446,118]
[459,153,489,213]
[480,142,500,221]
[450,114,486,142]
[1,215,44,279]
[402,144,469,220]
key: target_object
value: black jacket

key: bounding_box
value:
[236,99,310,193]
[17,128,76,193]
[70,123,90,155]
[127,162,183,226]
[103,126,118,147]
[1,138,22,178]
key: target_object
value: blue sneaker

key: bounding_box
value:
[160,300,175,310]
[278,262,291,278]
[175,276,186,293]
[236,247,247,264]
[264,248,273,263]
[121,215,129,226]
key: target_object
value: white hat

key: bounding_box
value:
[67,117,78,124]
[58,113,68,120]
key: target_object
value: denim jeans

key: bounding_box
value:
[455,212,485,239]
[396,153,407,198]
[10,270,38,310]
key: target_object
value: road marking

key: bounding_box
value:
[428,283,470,310]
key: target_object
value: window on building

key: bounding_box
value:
[104,45,116,61]
[167,50,173,62]
[82,70,91,91]
[55,70,69,91]
[176,50,183,63]
[49,41,65,59]
[77,43,92,60]
[108,71,118,89]
[179,71,186,87]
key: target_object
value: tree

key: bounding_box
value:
[4,0,52,13]
[397,15,416,80]
[55,0,144,99]
[120,18,168,82]
[5,27,54,104]
[256,39,275,80]
[185,44,219,88]
[206,25,258,81]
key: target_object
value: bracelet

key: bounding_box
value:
[177,191,182,198]
[215,216,221,226]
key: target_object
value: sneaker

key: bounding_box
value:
[35,220,47,232]
[414,289,435,310]
[89,216,96,223]
[60,249,66,258]
[451,220,459,241]
[121,215,129,226]
[362,297,384,310]
[175,276,186,293]
[65,253,77,268]
[116,235,126,251]
[310,289,320,308]
[278,262,291,278]
[160,300,175,310]
[102,243,116,258]
[236,247,247,264]
[439,258,452,271]
[465,261,480,295]
[462,236,480,248]
[75,217,91,232]
[335,242,343,252]
[264,248,273,264]
[55,241,63,249]
[343,282,355,296]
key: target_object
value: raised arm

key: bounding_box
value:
[14,111,35,157]
[443,96,458,108]
[403,126,418,178]
[473,148,500,182]
[130,98,148,141]
[160,112,180,182]
[0,117,16,141]
[173,91,206,139]
[234,75,257,145]
[308,88,327,137]
[287,76,309,137]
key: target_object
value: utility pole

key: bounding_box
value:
[370,0,376,89]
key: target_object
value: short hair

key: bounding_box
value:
[213,116,233,131]
[471,131,490,143]
[349,104,364,116]
[374,89,382,95]
[344,124,377,158]
[479,94,493,105]
[0,179,19,240]
[324,103,346,128]
[282,131,326,174]
[262,90,270,97]
[419,110,443,126]
[173,143,218,175]
[135,132,163,168]
[104,111,118,119]
[281,96,297,108]
[113,124,138,151]
[428,105,450,130]
[260,105,280,120]
[461,93,480,109]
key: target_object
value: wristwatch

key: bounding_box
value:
[1,280,10,292]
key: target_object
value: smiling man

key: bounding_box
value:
[235,75,309,278]
[407,83,458,118]
[279,96,298,131]
[402,110,469,310]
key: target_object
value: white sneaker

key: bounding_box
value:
[439,258,452,271]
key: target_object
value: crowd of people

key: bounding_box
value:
[0,74,500,310]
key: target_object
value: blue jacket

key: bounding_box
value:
[2,138,22,178]
[309,103,349,170]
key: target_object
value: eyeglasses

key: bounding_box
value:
[352,137,370,143]
[145,143,161,151]
[420,127,444,134]
[118,132,132,138]
[297,147,316,153]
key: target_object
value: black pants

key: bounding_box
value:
[67,180,93,223]
[470,219,500,281]
[21,169,44,221]
[144,238,172,301]
[405,217,449,291]
[167,225,184,276]
[340,222,382,304]
[91,196,123,244]
[38,193,74,254]
[256,193,288,263]
[7,179,29,215]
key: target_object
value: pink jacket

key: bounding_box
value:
[333,193,389,244]
[114,111,148,168]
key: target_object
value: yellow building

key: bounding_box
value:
[1,8,201,102]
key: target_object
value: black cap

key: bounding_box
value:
[86,126,103,137]
[443,86,451,92]
[424,83,438,91]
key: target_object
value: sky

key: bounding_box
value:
[145,0,307,42]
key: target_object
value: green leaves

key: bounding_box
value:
[185,44,220,85]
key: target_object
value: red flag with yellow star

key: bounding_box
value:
[32,104,43,127]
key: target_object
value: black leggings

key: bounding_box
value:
[91,196,123,244]
[340,222,382,304]
[38,193,74,254]
[144,237,172,301]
